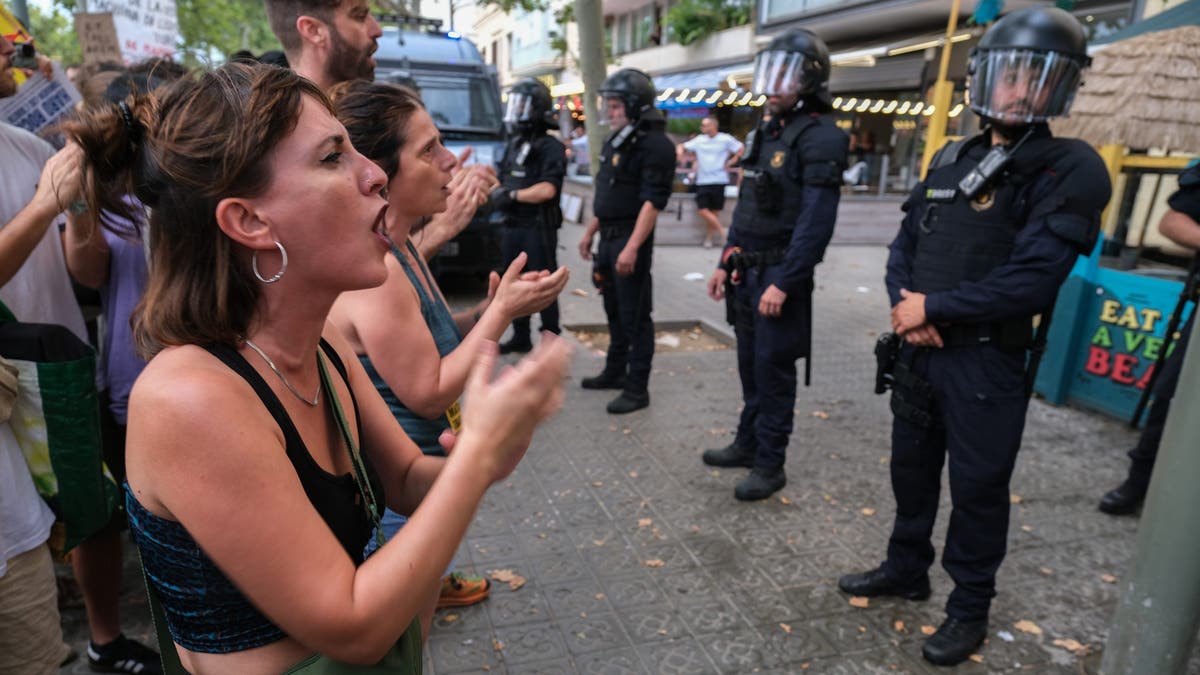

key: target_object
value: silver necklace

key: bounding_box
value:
[243,338,321,407]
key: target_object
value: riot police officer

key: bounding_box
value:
[702,29,848,501]
[492,78,567,353]
[578,69,675,414]
[838,7,1112,666]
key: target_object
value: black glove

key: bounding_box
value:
[489,187,516,211]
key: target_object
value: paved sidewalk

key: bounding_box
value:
[60,199,1200,674]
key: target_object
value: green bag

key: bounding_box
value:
[0,300,119,552]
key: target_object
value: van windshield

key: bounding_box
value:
[416,75,503,136]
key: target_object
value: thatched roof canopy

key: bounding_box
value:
[1053,25,1200,152]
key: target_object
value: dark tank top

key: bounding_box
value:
[126,339,385,653]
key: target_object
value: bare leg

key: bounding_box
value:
[697,208,725,244]
[71,528,123,644]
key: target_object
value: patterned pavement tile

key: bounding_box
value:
[636,638,721,675]
[493,620,568,665]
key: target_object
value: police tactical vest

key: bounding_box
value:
[732,115,818,240]
[594,127,646,223]
[910,134,1042,295]
[499,135,557,228]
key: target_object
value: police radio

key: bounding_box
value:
[957,126,1035,200]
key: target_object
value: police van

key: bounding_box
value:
[373,16,506,280]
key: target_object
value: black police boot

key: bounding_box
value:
[581,371,626,390]
[702,442,756,468]
[837,567,931,601]
[921,617,988,666]
[1099,477,1148,516]
[606,390,649,414]
[498,336,533,354]
[733,467,786,501]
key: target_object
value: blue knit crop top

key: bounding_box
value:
[127,340,384,653]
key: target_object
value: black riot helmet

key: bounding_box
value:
[967,6,1090,125]
[504,78,555,133]
[752,28,832,107]
[597,68,663,126]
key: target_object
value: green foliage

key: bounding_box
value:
[32,0,280,67]
[476,0,549,13]
[26,3,81,65]
[174,0,280,67]
[665,0,749,47]
[666,117,701,136]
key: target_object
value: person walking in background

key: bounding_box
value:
[703,29,847,501]
[678,117,743,247]
[577,69,675,415]
[837,8,1111,665]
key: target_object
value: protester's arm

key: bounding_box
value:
[0,143,83,287]
[63,211,111,289]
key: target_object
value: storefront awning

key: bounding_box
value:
[651,61,753,93]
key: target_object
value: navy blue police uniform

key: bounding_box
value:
[1111,163,1200,501]
[723,111,847,472]
[497,134,567,341]
[882,124,1111,621]
[592,122,675,399]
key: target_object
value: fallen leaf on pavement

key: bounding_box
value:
[1053,638,1088,654]
[1101,574,1117,584]
[492,638,504,651]
[592,539,606,547]
[592,481,604,487]
[1040,567,1053,576]
[920,625,937,636]
[1010,494,1023,504]
[571,288,589,297]
[1014,620,1042,635]
[629,471,639,478]
[779,496,792,505]
[594,593,606,600]
[969,654,983,663]
[488,569,527,591]
[849,596,870,608]
[1021,525,1033,532]
[779,623,792,634]
[860,508,876,517]
[643,559,665,568]
[443,613,459,623]
[812,410,830,419]
[893,620,906,632]
[638,518,653,528]
[657,629,668,635]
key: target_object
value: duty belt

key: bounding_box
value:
[938,320,1032,349]
[725,248,785,271]
[599,220,637,239]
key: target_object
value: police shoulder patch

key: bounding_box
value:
[770,150,786,168]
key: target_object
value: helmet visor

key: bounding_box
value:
[968,48,1083,124]
[752,50,814,97]
[503,92,536,124]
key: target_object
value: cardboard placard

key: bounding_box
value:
[75,13,124,65]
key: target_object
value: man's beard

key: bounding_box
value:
[326,27,374,84]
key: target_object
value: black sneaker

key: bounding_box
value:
[702,442,756,468]
[921,617,988,666]
[582,371,626,390]
[607,391,649,414]
[87,634,162,674]
[734,467,786,501]
[498,337,533,354]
